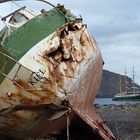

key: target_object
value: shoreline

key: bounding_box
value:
[0,103,140,140]
[94,103,140,140]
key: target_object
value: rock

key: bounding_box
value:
[95,103,140,140]
[93,103,100,108]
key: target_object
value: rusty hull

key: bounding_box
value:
[0,9,115,140]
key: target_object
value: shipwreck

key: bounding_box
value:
[0,0,115,139]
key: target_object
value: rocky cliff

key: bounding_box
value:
[97,70,140,98]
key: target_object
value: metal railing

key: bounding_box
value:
[0,51,40,91]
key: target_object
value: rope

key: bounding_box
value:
[0,14,12,32]
[11,0,36,17]
[66,109,70,140]
[2,21,12,32]
[11,0,22,8]
[10,1,13,13]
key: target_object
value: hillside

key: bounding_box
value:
[97,70,140,98]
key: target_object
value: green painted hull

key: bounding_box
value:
[0,6,76,83]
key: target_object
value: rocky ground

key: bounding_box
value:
[0,103,140,140]
[94,103,140,140]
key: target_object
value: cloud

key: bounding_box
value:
[0,0,140,83]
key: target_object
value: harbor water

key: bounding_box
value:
[94,98,140,105]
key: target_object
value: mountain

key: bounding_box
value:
[97,70,140,98]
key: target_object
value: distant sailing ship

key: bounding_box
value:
[113,67,140,101]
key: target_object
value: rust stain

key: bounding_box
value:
[53,67,64,87]
[54,51,62,63]
[64,61,75,78]
[79,31,85,45]
[0,18,115,140]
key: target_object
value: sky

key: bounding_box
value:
[0,0,140,84]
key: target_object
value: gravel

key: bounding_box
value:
[94,103,140,140]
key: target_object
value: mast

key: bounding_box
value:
[124,67,128,96]
[119,74,122,96]
[131,66,136,94]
